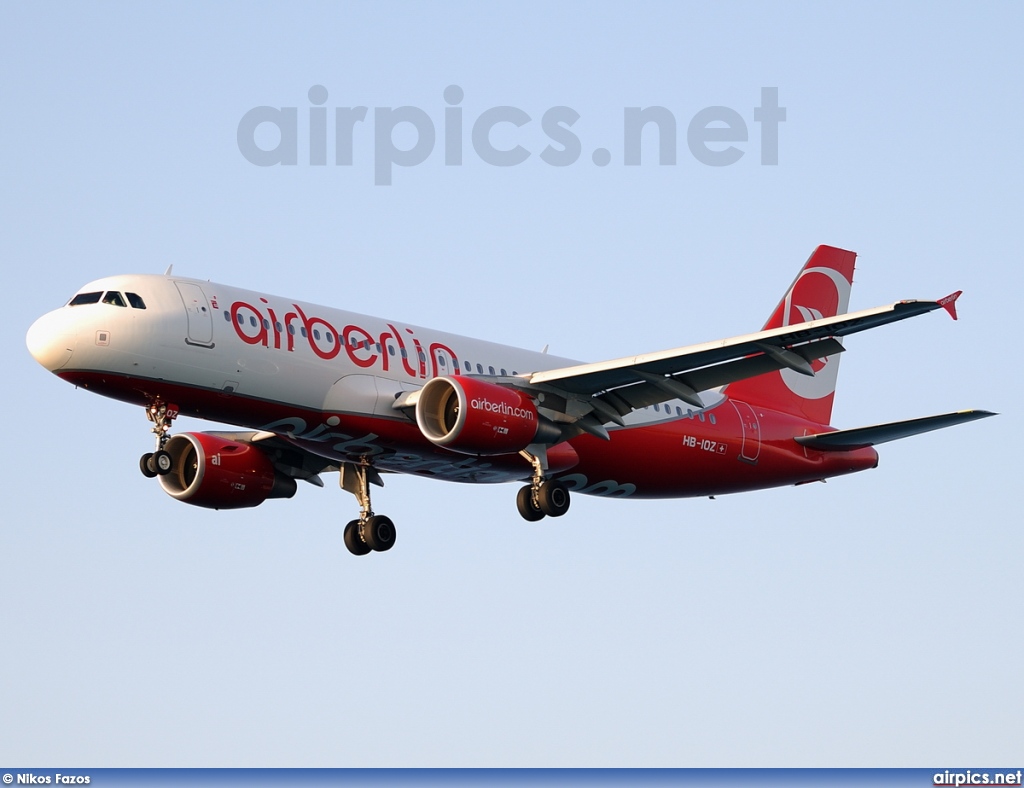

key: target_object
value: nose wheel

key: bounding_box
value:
[139,403,178,478]
[340,460,397,555]
[140,449,173,478]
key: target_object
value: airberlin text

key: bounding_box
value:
[471,398,534,421]
[228,298,459,380]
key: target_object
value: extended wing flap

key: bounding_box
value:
[529,298,944,396]
[608,339,845,411]
[794,410,996,451]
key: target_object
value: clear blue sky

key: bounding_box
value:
[1,0,1020,766]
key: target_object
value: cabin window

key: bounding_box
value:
[654,403,660,412]
[709,413,717,425]
[250,316,258,328]
[262,319,270,330]
[125,292,146,309]
[224,311,231,321]
[236,313,244,325]
[301,327,307,338]
[325,333,333,344]
[488,366,495,375]
[69,292,102,306]
[388,345,395,356]
[500,368,507,376]
[275,322,282,332]
[464,361,471,372]
[439,356,446,367]
[676,406,683,417]
[476,363,483,374]
[288,324,295,335]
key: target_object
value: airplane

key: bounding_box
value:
[26,245,994,556]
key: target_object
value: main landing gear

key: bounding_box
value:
[341,460,396,556]
[515,450,571,521]
[139,403,178,478]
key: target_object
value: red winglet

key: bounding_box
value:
[938,290,962,320]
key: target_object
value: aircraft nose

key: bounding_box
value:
[26,310,76,371]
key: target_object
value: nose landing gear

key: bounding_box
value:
[139,403,178,478]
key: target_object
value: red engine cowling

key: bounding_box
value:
[415,376,551,456]
[157,433,297,509]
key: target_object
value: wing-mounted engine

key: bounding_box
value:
[158,432,297,509]
[414,376,561,456]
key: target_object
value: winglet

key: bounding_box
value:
[938,290,962,320]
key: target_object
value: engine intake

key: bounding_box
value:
[158,433,297,509]
[415,376,559,456]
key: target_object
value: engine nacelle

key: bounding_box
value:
[158,433,297,510]
[415,376,554,456]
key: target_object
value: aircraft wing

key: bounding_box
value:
[516,294,961,437]
[206,430,395,488]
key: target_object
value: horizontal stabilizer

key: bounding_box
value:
[794,409,996,451]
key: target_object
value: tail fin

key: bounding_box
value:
[724,245,856,426]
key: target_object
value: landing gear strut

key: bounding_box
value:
[516,449,571,521]
[139,403,178,478]
[341,459,396,556]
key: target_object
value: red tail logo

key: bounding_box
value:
[725,245,856,426]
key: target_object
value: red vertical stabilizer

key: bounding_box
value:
[724,245,857,426]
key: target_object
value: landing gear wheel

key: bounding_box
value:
[362,515,397,552]
[153,449,173,476]
[140,453,157,478]
[142,403,178,479]
[538,480,570,517]
[516,485,545,521]
[344,520,371,556]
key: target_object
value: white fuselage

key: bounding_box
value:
[29,273,718,489]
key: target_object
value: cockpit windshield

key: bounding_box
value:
[68,291,102,306]
[102,291,127,307]
[68,290,147,309]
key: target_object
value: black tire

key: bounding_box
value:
[140,453,157,478]
[363,514,397,552]
[153,449,173,475]
[344,520,371,556]
[516,485,545,521]
[538,480,570,517]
